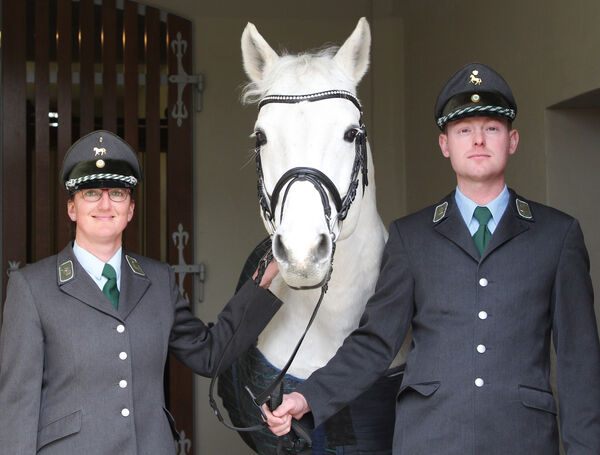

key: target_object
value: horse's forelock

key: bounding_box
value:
[241,46,345,105]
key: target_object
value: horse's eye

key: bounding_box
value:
[343,128,358,142]
[255,130,267,147]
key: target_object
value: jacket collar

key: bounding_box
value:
[57,243,150,320]
[432,188,533,262]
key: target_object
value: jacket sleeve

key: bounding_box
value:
[297,220,414,427]
[0,270,44,454]
[167,266,282,377]
[552,219,600,454]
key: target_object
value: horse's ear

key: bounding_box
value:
[241,22,279,82]
[333,17,371,84]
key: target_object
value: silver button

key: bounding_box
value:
[119,380,128,388]
[476,344,486,353]
[117,324,125,333]
[119,352,128,360]
[478,311,488,320]
[479,278,488,287]
[121,408,130,417]
[475,378,484,387]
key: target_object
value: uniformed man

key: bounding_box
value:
[0,130,281,454]
[264,63,600,454]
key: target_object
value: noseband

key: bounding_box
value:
[256,90,368,237]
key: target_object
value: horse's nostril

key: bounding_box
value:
[272,234,289,263]
[313,234,331,262]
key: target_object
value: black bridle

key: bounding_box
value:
[256,90,369,235]
[209,90,369,454]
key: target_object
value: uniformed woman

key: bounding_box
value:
[0,130,281,454]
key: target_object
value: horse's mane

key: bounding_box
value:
[242,46,347,104]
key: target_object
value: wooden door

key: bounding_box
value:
[1,1,197,453]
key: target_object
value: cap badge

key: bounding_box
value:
[433,201,448,223]
[94,146,106,156]
[469,70,482,86]
[471,94,480,103]
[96,159,106,168]
[58,260,74,283]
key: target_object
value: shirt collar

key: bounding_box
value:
[73,241,122,288]
[454,185,509,234]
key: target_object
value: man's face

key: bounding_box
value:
[67,188,134,247]
[438,116,519,187]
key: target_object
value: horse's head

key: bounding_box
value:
[241,18,373,289]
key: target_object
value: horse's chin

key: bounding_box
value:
[278,261,331,289]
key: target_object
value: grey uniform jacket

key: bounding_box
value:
[0,243,282,454]
[298,189,600,455]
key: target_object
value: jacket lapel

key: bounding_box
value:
[118,253,151,320]
[433,192,481,262]
[480,189,533,261]
[56,244,120,318]
[432,189,533,262]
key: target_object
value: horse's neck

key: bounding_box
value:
[325,185,386,322]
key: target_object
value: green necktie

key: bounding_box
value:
[102,263,119,309]
[473,206,492,256]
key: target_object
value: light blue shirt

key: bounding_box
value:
[454,185,509,235]
[73,241,122,291]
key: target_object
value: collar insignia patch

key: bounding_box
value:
[516,199,533,220]
[59,260,74,283]
[433,201,448,223]
[126,255,145,276]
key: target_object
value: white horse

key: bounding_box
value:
[219,18,410,454]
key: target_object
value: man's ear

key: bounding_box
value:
[508,129,519,156]
[439,133,450,158]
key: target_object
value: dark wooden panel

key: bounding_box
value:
[56,0,73,249]
[166,14,195,452]
[102,0,117,133]
[144,6,161,260]
[34,0,51,262]
[123,0,140,253]
[2,0,27,294]
[79,0,95,136]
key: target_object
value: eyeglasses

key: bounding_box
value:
[79,188,130,202]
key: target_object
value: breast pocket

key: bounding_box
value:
[37,409,82,451]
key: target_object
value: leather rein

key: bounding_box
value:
[209,90,369,453]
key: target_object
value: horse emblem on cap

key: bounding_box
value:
[469,70,482,85]
[94,147,106,156]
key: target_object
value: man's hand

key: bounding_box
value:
[254,258,279,289]
[261,392,310,436]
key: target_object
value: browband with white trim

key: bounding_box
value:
[258,90,362,114]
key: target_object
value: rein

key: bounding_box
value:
[209,89,368,454]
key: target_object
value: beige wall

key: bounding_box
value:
[141,1,599,453]
[401,0,600,211]
[547,108,600,327]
